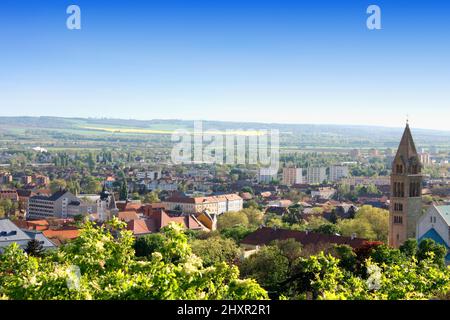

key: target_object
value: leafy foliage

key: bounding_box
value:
[0,218,268,300]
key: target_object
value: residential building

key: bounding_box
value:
[258,168,278,184]
[349,149,361,158]
[126,208,208,236]
[22,175,32,185]
[282,167,303,186]
[311,187,337,200]
[0,219,55,253]
[419,152,431,166]
[0,172,13,184]
[416,205,450,263]
[389,123,423,248]
[27,190,79,219]
[162,193,243,215]
[329,165,349,182]
[306,167,327,185]
[136,170,161,180]
[0,190,19,202]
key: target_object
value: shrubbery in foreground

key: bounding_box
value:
[0,218,268,300]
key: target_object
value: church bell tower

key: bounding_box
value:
[389,123,423,248]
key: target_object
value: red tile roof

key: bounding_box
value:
[118,211,140,222]
[126,209,206,235]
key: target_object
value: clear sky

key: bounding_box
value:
[0,0,449,130]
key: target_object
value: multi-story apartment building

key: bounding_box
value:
[27,190,79,219]
[329,165,349,182]
[0,190,19,202]
[21,175,32,185]
[163,194,243,215]
[136,170,161,180]
[0,172,13,184]
[258,168,278,184]
[306,167,327,185]
[34,175,50,186]
[282,167,303,186]
[419,152,431,166]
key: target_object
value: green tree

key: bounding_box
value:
[119,180,128,201]
[220,225,254,243]
[49,179,67,193]
[83,176,102,194]
[134,233,165,258]
[239,246,290,293]
[0,219,268,300]
[417,239,447,267]
[217,211,249,230]
[337,206,388,242]
[25,239,44,257]
[191,236,240,267]
[144,191,160,204]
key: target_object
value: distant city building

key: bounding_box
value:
[306,167,327,185]
[0,190,19,202]
[68,188,118,222]
[369,148,379,157]
[419,152,431,166]
[34,175,50,186]
[162,194,243,215]
[21,175,32,185]
[340,176,390,186]
[0,172,13,184]
[282,167,303,186]
[136,170,161,180]
[258,168,278,184]
[147,178,178,192]
[28,190,78,219]
[349,149,361,158]
[329,165,349,182]
[311,187,337,200]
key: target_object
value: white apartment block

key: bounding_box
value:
[258,168,278,184]
[306,167,327,185]
[282,167,303,185]
[329,165,349,182]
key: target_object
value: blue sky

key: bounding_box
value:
[0,0,449,130]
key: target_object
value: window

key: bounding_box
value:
[394,203,403,211]
[396,164,403,174]
[394,216,403,224]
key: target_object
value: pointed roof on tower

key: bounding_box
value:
[394,123,419,164]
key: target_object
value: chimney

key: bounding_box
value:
[351,233,356,240]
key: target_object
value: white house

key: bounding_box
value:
[416,205,450,263]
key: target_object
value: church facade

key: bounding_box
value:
[389,123,423,248]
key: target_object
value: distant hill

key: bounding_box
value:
[0,116,449,150]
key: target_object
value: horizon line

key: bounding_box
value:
[1,115,449,133]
